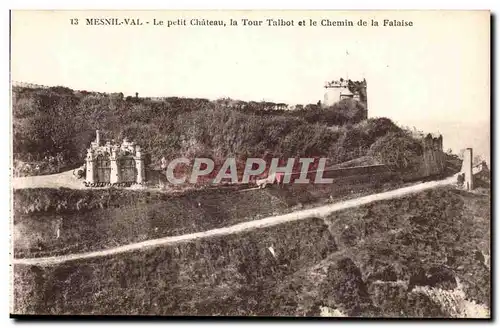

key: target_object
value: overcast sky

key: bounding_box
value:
[11,10,490,161]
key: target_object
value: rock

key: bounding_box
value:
[406,290,447,318]
[426,266,457,290]
[409,266,457,291]
[322,257,373,315]
[366,264,398,283]
[474,250,485,264]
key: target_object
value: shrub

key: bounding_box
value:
[369,131,423,171]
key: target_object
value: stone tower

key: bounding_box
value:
[135,145,145,184]
[85,148,95,184]
[110,147,119,184]
[323,78,368,109]
[323,79,352,106]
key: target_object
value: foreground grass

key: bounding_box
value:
[270,187,491,317]
[12,187,490,317]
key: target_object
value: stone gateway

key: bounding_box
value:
[85,130,146,187]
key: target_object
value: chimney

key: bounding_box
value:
[96,130,100,146]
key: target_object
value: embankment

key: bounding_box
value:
[12,187,490,317]
[13,168,400,258]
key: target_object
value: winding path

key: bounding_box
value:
[12,175,457,266]
[13,170,90,190]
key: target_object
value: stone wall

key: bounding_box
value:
[402,134,446,181]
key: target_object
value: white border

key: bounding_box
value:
[2,1,497,327]
[2,0,499,10]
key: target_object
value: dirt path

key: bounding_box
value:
[12,175,458,266]
[12,170,88,190]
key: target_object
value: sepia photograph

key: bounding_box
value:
[9,10,491,318]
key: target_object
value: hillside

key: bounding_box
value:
[13,85,420,178]
[12,187,490,317]
[13,168,400,259]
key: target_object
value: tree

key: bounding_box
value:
[304,104,319,111]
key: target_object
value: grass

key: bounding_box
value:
[12,186,490,317]
[13,217,336,315]
[13,170,399,258]
[270,187,491,317]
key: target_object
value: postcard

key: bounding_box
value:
[10,10,491,318]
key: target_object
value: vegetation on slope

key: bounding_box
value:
[12,187,490,317]
[13,86,415,177]
[275,187,491,317]
[13,218,337,315]
[369,131,424,171]
[13,170,399,258]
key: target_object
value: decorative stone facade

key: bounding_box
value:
[85,130,145,185]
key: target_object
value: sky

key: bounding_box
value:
[11,10,490,161]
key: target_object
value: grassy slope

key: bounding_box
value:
[13,217,337,315]
[272,187,491,317]
[13,170,399,258]
[13,187,490,316]
[12,86,370,176]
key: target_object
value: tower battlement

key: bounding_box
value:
[324,79,350,88]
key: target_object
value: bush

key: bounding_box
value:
[321,258,376,316]
[369,131,423,171]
